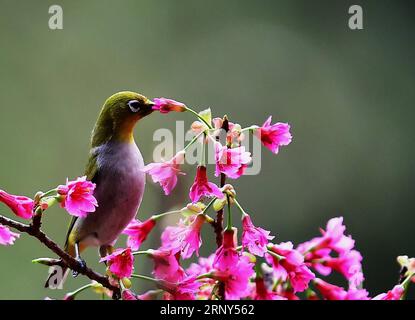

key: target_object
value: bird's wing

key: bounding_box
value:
[64,150,99,251]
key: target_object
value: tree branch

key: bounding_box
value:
[0,214,120,298]
[212,116,230,300]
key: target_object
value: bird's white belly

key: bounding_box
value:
[76,141,145,246]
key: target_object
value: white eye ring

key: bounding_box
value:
[128,100,141,113]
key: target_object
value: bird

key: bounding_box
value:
[45,91,154,288]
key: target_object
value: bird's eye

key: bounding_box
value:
[128,100,141,113]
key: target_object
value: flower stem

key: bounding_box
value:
[39,188,58,199]
[183,131,205,152]
[240,125,259,133]
[152,210,182,220]
[225,194,232,231]
[267,248,284,260]
[185,107,213,129]
[131,250,151,256]
[202,198,216,214]
[67,282,95,298]
[233,198,247,217]
[200,198,217,224]
[197,273,214,280]
[400,273,414,300]
[131,274,159,284]
[200,132,207,167]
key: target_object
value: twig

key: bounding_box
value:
[212,116,230,248]
[0,214,120,298]
[212,116,230,300]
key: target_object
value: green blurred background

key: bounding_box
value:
[0,0,414,299]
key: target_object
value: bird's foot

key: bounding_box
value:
[72,258,87,277]
[112,289,121,300]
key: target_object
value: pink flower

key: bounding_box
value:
[160,223,184,251]
[57,176,97,218]
[150,249,186,282]
[189,166,224,203]
[212,118,245,142]
[161,214,206,259]
[122,290,138,300]
[187,254,215,276]
[322,250,364,286]
[100,247,134,278]
[0,224,20,246]
[266,242,315,293]
[277,288,300,300]
[213,228,239,272]
[298,217,354,257]
[137,290,162,300]
[255,116,292,154]
[142,151,186,195]
[152,98,186,113]
[214,142,251,179]
[242,214,274,257]
[314,278,369,300]
[372,285,404,300]
[297,217,364,287]
[212,118,231,130]
[252,276,286,300]
[186,255,216,299]
[321,217,355,254]
[212,256,255,300]
[160,276,201,300]
[298,238,332,272]
[0,190,34,219]
[122,218,156,250]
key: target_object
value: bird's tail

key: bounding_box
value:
[44,242,75,289]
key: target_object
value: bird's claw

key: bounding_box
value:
[72,258,87,277]
[112,290,121,300]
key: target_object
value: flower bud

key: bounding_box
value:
[182,202,205,216]
[32,258,61,266]
[186,202,205,213]
[397,255,415,275]
[191,121,206,134]
[397,255,409,267]
[63,293,75,301]
[122,277,132,289]
[153,98,186,113]
[34,192,44,204]
[137,290,162,300]
[90,281,113,298]
[40,202,49,211]
[242,251,256,264]
[238,132,246,142]
[221,184,236,198]
[122,289,138,300]
[213,198,227,212]
[306,289,319,300]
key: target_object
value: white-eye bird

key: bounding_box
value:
[45,91,154,288]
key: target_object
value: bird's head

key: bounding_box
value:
[91,91,154,146]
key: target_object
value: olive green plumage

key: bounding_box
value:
[45,91,154,288]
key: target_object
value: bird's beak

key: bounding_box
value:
[144,100,156,115]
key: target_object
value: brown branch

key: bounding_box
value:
[212,116,230,248]
[211,116,230,300]
[0,214,120,299]
[213,172,227,247]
